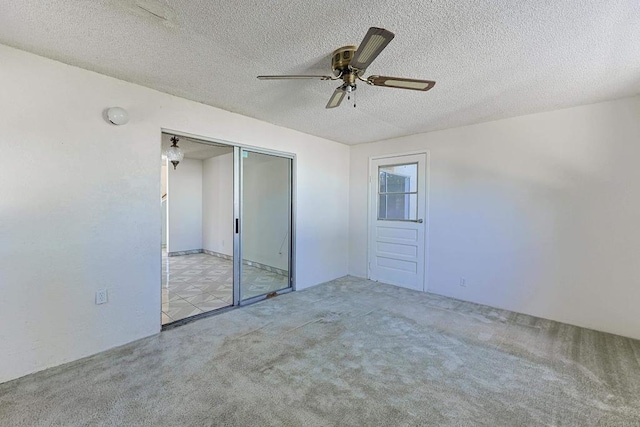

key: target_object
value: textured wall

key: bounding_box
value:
[350,96,640,340]
[0,45,350,383]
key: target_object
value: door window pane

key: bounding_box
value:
[379,163,418,193]
[378,163,418,220]
[378,194,417,220]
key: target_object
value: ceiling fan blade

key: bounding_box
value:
[367,75,436,91]
[257,75,332,80]
[349,27,395,71]
[325,88,346,109]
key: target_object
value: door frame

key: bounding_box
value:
[160,128,296,325]
[367,150,430,292]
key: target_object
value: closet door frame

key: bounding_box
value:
[162,128,296,309]
[236,147,295,306]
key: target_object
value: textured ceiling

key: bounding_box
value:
[1,1,639,145]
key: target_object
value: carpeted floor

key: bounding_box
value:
[1,276,639,426]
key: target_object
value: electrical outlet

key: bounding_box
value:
[96,289,108,305]
[459,277,467,287]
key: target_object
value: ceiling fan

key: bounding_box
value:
[257,27,435,109]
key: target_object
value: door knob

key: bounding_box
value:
[416,219,423,223]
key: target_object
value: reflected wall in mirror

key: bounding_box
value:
[241,150,291,300]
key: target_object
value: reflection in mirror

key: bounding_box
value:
[161,133,235,324]
[241,150,291,300]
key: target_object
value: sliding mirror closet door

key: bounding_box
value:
[239,149,292,302]
[161,134,235,326]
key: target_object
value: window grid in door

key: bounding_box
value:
[377,162,418,221]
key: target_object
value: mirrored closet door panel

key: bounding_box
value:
[238,149,292,302]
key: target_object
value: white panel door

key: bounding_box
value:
[368,154,426,291]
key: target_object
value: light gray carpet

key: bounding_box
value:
[1,276,639,426]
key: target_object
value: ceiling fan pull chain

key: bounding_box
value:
[354,89,356,108]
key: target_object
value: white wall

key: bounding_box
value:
[350,96,640,340]
[202,152,234,256]
[242,152,291,271]
[0,44,350,383]
[167,158,203,253]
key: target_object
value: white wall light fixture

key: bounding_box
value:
[106,107,129,125]
[166,136,184,169]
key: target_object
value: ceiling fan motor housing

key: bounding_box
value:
[332,45,358,76]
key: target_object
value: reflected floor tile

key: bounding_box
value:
[181,270,205,276]
[170,282,199,291]
[161,290,181,304]
[184,293,220,305]
[212,293,232,304]
[173,287,207,299]
[162,299,203,321]
[210,283,233,293]
[196,283,229,294]
[192,298,229,312]
[161,312,173,324]
[162,251,290,317]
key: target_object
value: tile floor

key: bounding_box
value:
[161,250,289,324]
